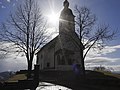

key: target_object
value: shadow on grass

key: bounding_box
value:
[39,70,120,90]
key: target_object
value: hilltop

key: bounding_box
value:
[0,70,120,90]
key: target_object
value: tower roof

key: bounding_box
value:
[63,0,69,8]
[60,8,74,18]
[60,0,75,20]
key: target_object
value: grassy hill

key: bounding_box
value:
[39,70,120,90]
[6,74,27,82]
[0,70,120,90]
[0,71,15,82]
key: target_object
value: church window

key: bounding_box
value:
[47,62,50,68]
[57,55,65,65]
[67,59,73,65]
[57,55,61,65]
[61,56,65,65]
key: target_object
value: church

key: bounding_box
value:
[36,0,84,70]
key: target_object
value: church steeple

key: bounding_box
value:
[63,0,69,8]
[59,0,75,34]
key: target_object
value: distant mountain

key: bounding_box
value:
[0,71,15,81]
[113,71,120,74]
[0,76,4,81]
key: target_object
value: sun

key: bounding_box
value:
[47,11,59,25]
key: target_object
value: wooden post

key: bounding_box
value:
[34,64,39,81]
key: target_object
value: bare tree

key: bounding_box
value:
[0,0,49,75]
[73,6,116,75]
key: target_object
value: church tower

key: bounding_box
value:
[59,0,77,51]
[59,0,75,35]
[37,0,82,70]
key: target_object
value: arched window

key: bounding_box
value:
[67,59,73,65]
[57,55,61,65]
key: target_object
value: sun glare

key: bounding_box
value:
[47,11,59,25]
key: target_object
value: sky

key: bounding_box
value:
[0,0,120,72]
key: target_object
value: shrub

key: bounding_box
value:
[93,66,113,72]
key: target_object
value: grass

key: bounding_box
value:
[6,74,27,82]
[2,70,120,90]
[95,70,120,79]
[39,70,120,90]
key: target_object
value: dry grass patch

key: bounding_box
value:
[6,74,27,82]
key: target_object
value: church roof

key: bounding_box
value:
[60,0,75,19]
[63,0,69,8]
[37,35,58,54]
[37,33,84,54]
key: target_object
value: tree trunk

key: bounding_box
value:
[81,57,85,76]
[80,49,86,77]
[27,60,33,79]
[28,61,32,71]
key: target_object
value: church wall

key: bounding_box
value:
[54,38,82,70]
[44,46,55,69]
[56,65,73,71]
[37,51,44,70]
[37,40,57,70]
[37,36,82,70]
[54,39,62,68]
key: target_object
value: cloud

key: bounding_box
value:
[0,51,37,72]
[86,44,120,57]
[13,3,15,7]
[6,0,11,3]
[85,56,120,71]
[85,56,119,63]
[100,45,120,55]
[0,42,26,72]
[85,44,120,71]
[107,65,120,71]
[0,42,37,72]
[0,56,27,72]
[1,5,6,8]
